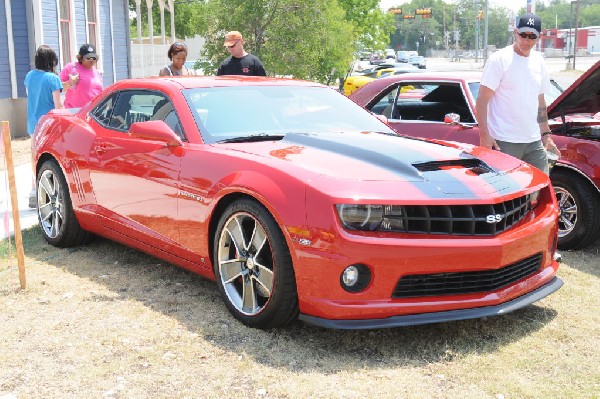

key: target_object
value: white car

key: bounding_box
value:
[184,60,204,75]
[409,55,426,69]
[384,49,396,61]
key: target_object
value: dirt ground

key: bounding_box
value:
[3,136,31,167]
[1,228,599,399]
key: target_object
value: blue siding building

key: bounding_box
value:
[0,0,131,137]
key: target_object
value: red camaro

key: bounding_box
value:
[350,62,600,250]
[32,76,562,329]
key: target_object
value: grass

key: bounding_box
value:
[1,227,599,398]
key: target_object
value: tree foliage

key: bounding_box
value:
[127,0,600,81]
[337,0,395,52]
[199,0,355,83]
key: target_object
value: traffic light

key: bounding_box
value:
[388,7,402,15]
[422,14,432,19]
[476,10,484,19]
[403,14,415,20]
[415,8,432,16]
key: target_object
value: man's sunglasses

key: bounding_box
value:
[519,32,538,40]
[226,41,238,49]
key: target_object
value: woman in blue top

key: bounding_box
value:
[24,45,64,136]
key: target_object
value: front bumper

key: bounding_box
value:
[299,276,563,330]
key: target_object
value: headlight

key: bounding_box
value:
[336,204,407,231]
[336,204,384,230]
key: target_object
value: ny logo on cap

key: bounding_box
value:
[527,18,535,26]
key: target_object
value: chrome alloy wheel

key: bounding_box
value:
[555,186,577,239]
[37,169,65,239]
[217,212,275,316]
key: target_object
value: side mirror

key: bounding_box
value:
[129,120,183,147]
[444,113,460,124]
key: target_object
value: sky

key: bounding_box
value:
[378,0,550,14]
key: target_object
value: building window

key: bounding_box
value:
[59,0,72,66]
[86,0,98,47]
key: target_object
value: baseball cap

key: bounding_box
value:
[79,44,98,59]
[517,13,541,38]
[223,31,243,47]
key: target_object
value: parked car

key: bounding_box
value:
[385,49,396,61]
[350,62,600,249]
[369,52,385,65]
[409,55,426,69]
[342,64,420,96]
[31,76,561,330]
[184,60,204,75]
[397,50,417,62]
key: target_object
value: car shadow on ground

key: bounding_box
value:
[17,227,559,373]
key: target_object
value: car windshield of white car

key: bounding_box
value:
[183,85,395,144]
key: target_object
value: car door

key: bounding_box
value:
[87,89,185,249]
[369,81,481,146]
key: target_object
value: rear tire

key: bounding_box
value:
[213,199,298,329]
[551,169,600,250]
[37,160,91,247]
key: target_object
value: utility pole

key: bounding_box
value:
[483,0,489,64]
[475,0,479,62]
[573,0,580,70]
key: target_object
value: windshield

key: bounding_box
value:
[183,85,394,143]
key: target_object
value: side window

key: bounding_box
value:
[370,86,400,118]
[107,91,162,131]
[109,93,133,130]
[91,94,117,126]
[399,84,473,123]
[149,96,184,139]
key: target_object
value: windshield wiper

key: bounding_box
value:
[217,134,285,144]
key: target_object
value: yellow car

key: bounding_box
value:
[343,65,420,96]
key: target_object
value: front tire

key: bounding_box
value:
[551,169,600,250]
[213,199,298,329]
[37,160,91,247]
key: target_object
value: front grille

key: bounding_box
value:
[392,253,543,298]
[381,193,534,236]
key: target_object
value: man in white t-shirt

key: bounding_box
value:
[476,13,559,175]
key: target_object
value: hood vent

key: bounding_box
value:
[413,158,493,174]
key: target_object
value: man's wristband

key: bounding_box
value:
[541,131,552,136]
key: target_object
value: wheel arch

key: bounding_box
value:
[551,163,600,194]
[207,192,298,274]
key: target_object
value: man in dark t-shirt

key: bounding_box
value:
[217,31,267,76]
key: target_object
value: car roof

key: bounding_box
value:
[376,71,480,82]
[108,76,326,91]
[348,71,482,103]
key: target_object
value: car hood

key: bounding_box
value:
[547,60,600,119]
[221,131,532,199]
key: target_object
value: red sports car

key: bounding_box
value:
[350,62,600,250]
[32,76,562,329]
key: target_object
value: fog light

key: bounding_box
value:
[340,264,371,293]
[342,266,359,286]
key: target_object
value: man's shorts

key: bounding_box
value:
[495,139,549,175]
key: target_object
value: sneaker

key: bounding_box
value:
[28,189,37,209]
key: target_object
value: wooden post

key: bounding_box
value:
[1,121,26,288]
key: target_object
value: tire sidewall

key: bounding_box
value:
[213,199,295,328]
[37,161,71,246]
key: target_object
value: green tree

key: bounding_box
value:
[200,0,355,83]
[337,0,395,52]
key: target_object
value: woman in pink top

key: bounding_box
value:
[60,44,103,108]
